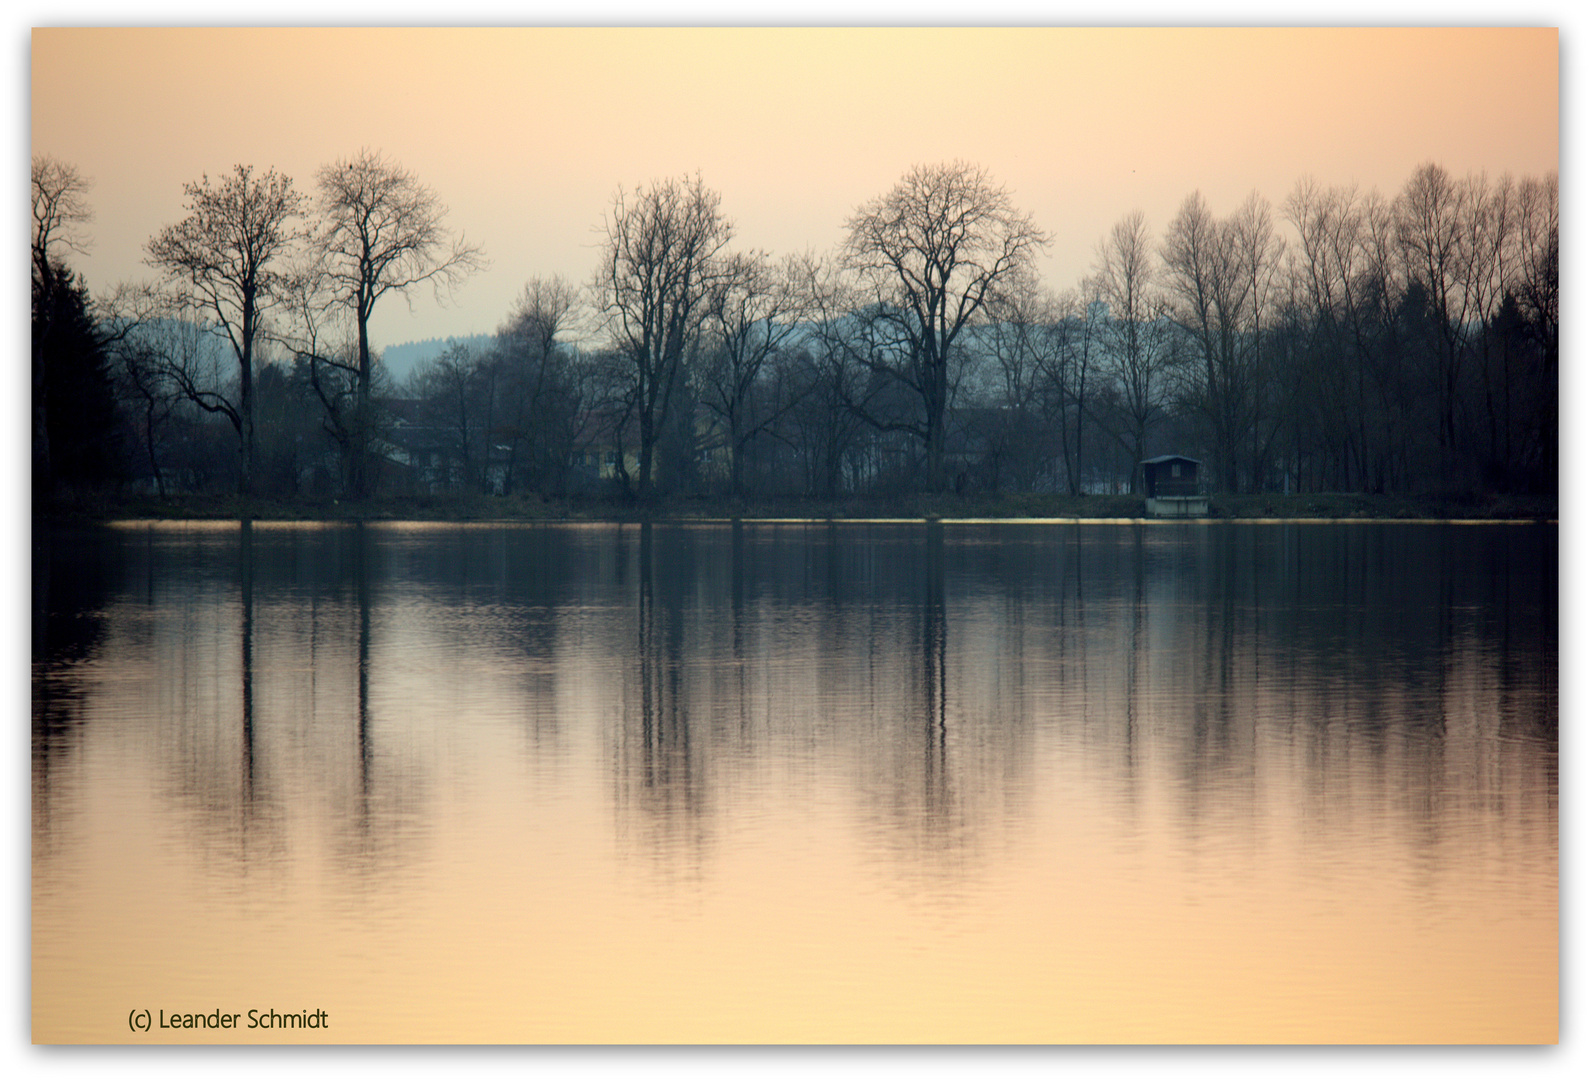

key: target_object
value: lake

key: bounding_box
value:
[31,519,1557,1043]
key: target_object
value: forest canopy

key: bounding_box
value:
[33,153,1557,505]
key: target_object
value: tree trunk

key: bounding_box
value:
[637,411,655,500]
[354,310,373,498]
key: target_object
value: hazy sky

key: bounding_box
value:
[28,18,1562,355]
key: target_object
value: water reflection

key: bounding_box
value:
[618,522,710,877]
[32,520,1556,1042]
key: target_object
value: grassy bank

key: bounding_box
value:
[36,488,1557,525]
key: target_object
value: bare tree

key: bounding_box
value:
[1093,211,1177,489]
[315,149,485,495]
[1462,173,1523,484]
[1284,178,1431,492]
[788,255,871,497]
[146,164,306,494]
[96,283,172,494]
[1161,190,1283,492]
[698,250,815,497]
[1513,172,1558,352]
[1511,172,1558,489]
[979,280,1068,492]
[1285,178,1364,489]
[118,298,247,490]
[1395,162,1479,475]
[492,275,579,494]
[593,173,733,499]
[1229,192,1288,489]
[277,253,352,486]
[1011,277,1110,495]
[841,161,1049,491]
[32,156,93,284]
[408,342,493,492]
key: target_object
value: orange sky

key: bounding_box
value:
[29,24,1561,352]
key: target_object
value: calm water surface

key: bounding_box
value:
[32,520,1557,1042]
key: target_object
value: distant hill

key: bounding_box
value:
[380,334,495,388]
[106,320,496,392]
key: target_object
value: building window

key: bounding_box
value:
[1172,463,1181,478]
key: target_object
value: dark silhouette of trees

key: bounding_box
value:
[279,255,357,489]
[1513,174,1558,357]
[101,285,186,496]
[1051,281,1108,495]
[1479,292,1555,493]
[34,268,122,491]
[1282,180,1411,492]
[251,361,323,495]
[979,283,1068,493]
[787,257,871,498]
[410,341,492,491]
[1394,163,1478,479]
[30,147,1558,505]
[697,251,815,498]
[146,164,306,494]
[1093,211,1178,490]
[594,173,734,499]
[841,161,1049,491]
[32,156,96,492]
[490,275,580,495]
[1513,173,1558,492]
[1162,191,1284,492]
[1473,172,1557,493]
[314,149,485,496]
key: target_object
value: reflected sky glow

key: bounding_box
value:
[32,521,1557,1043]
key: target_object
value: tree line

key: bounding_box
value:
[32,154,1556,505]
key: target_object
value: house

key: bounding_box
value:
[1141,455,1208,517]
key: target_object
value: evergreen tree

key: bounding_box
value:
[33,261,123,494]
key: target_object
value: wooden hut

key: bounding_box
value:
[1141,455,1208,517]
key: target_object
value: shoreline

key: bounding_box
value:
[35,491,1558,526]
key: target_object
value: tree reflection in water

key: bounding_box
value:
[31,520,1557,1042]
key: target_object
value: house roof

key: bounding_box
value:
[1141,455,1201,466]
